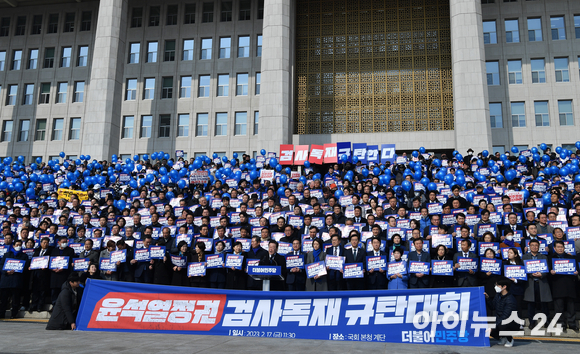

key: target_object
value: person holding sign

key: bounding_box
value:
[208,241,227,289]
[344,231,366,290]
[171,241,192,286]
[226,241,247,290]
[99,240,118,281]
[387,248,408,289]
[430,245,453,288]
[189,242,208,288]
[549,240,579,331]
[366,237,387,289]
[29,237,52,313]
[453,239,478,287]
[0,240,29,319]
[503,248,526,319]
[478,249,502,315]
[286,239,306,291]
[408,238,430,288]
[522,239,552,329]
[305,238,327,291]
[49,236,75,306]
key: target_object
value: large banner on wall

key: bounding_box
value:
[77,279,490,347]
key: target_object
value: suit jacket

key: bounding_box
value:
[500,224,526,237]
[365,250,387,286]
[352,217,367,225]
[226,252,247,290]
[325,245,344,281]
[522,252,552,302]
[407,250,431,286]
[49,247,76,289]
[259,253,287,290]
[246,247,268,289]
[78,249,99,266]
[453,251,478,286]
[304,251,328,291]
[344,247,366,265]
[286,251,306,286]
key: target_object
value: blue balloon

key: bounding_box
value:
[420,177,430,186]
[540,143,547,151]
[36,157,42,164]
[261,149,266,156]
[482,150,489,158]
[477,159,484,167]
[531,147,538,154]
[511,146,519,154]
[352,156,359,164]
[340,154,347,163]
[160,176,169,185]
[304,161,311,168]
[401,180,412,191]
[419,147,426,154]
[373,167,381,176]
[277,187,285,197]
[518,155,527,163]
[59,152,65,158]
[505,170,516,181]
[412,151,419,158]
[233,152,238,159]
[275,164,282,172]
[427,182,438,191]
[361,168,369,177]
[556,146,562,154]
[279,175,288,184]
[466,192,474,202]
[269,158,278,167]
[178,179,188,189]
[432,159,441,167]
[334,190,344,198]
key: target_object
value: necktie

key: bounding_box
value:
[41,250,45,256]
[353,248,357,258]
[512,225,516,231]
[375,251,378,256]
[295,251,298,255]
[464,252,468,258]
[334,247,338,256]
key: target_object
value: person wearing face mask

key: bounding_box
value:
[49,236,75,308]
[499,230,521,250]
[0,240,29,319]
[487,278,518,347]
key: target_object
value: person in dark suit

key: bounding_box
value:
[30,237,52,312]
[408,238,430,288]
[130,236,154,283]
[259,240,287,291]
[46,274,81,330]
[189,241,208,288]
[286,239,306,291]
[366,237,387,290]
[226,241,247,290]
[305,238,327,291]
[325,234,345,290]
[50,236,75,305]
[344,231,366,290]
[548,240,578,330]
[208,240,227,288]
[247,236,268,290]
[0,240,29,319]
[453,239,478,287]
[281,195,299,212]
[170,241,192,287]
[500,212,527,240]
[352,206,367,225]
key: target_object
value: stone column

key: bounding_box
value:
[81,0,127,160]
[450,0,492,153]
[258,0,293,154]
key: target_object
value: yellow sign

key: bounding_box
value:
[57,188,89,201]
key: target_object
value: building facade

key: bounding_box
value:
[0,0,576,162]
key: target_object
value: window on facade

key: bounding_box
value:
[486,61,500,85]
[215,113,227,136]
[147,42,158,62]
[149,6,160,26]
[239,0,251,21]
[31,15,42,35]
[237,73,248,95]
[483,21,497,44]
[527,18,542,41]
[201,38,212,59]
[166,5,178,25]
[531,59,545,83]
[158,115,171,138]
[18,120,29,142]
[28,49,38,69]
[234,112,247,135]
[257,35,262,57]
[69,118,81,140]
[12,50,22,70]
[255,72,261,94]
[184,4,196,24]
[559,100,574,126]
[551,16,566,40]
[202,2,214,23]
[63,13,75,32]
[44,48,55,68]
[511,102,526,127]
[217,74,229,96]
[164,40,175,61]
[23,84,34,105]
[534,101,549,126]
[180,76,191,98]
[196,113,208,136]
[178,114,189,137]
[575,15,580,39]
[35,119,46,140]
[143,78,155,99]
[131,7,143,27]
[0,17,10,36]
[505,19,519,43]
[0,51,5,71]
[61,47,72,67]
[122,116,134,138]
[73,81,84,102]
[81,11,92,31]
[140,115,152,138]
[52,118,64,140]
[238,36,250,57]
[219,37,231,58]
[254,112,259,134]
[39,83,50,104]
[221,1,232,22]
[126,79,137,100]
[258,0,264,19]
[489,103,502,128]
[2,121,12,142]
[6,85,17,106]
[161,77,173,99]
[199,75,210,97]
[183,39,194,61]
[507,60,522,84]
[47,14,58,33]
[15,16,26,36]
[129,43,140,64]
[76,46,88,67]
[555,57,569,82]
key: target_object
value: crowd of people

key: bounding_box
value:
[1,144,580,337]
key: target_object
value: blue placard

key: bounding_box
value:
[206,254,225,269]
[504,265,527,280]
[343,263,364,278]
[134,248,151,262]
[149,246,166,260]
[225,254,244,270]
[171,255,187,268]
[456,257,478,272]
[2,258,25,273]
[479,258,501,275]
[431,234,453,248]
[552,259,576,275]
[336,142,352,163]
[408,261,430,274]
[285,254,304,269]
[110,249,127,263]
[187,262,206,276]
[305,262,326,278]
[234,238,251,252]
[248,265,282,276]
[366,255,387,271]
[387,261,407,277]
[352,143,367,164]
[431,260,454,276]
[49,256,69,270]
[380,144,396,163]
[100,258,116,271]
[73,258,90,272]
[30,256,50,270]
[524,259,548,273]
[478,242,499,257]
